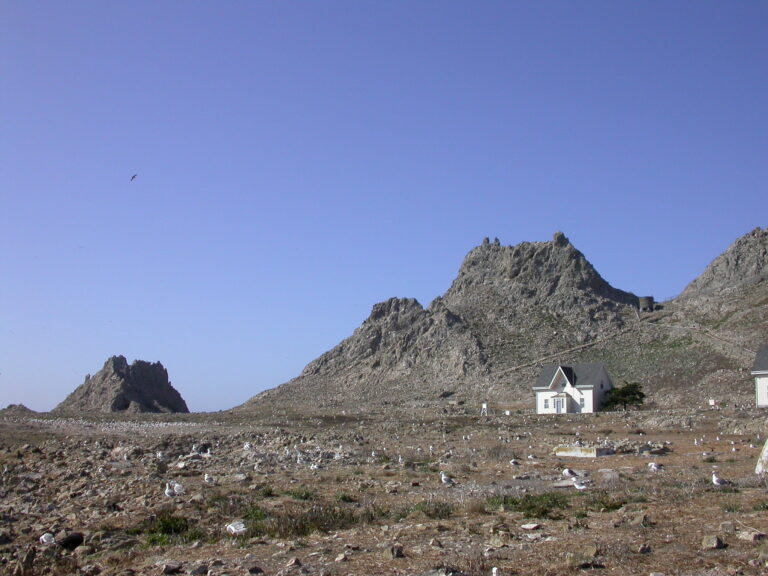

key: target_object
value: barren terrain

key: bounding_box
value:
[2,407,768,576]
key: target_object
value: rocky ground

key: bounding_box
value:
[2,407,768,576]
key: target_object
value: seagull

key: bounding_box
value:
[171,481,184,494]
[440,471,456,486]
[711,471,731,487]
[226,521,246,535]
[164,483,176,497]
[562,468,577,478]
[130,174,137,182]
[572,479,589,491]
[648,462,663,472]
[39,533,55,545]
[509,459,520,466]
[204,473,215,484]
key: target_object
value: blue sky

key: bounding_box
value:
[2,1,766,412]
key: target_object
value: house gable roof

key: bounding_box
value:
[753,344,768,373]
[532,363,611,390]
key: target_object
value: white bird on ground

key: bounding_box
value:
[509,459,520,466]
[440,471,456,486]
[171,481,184,494]
[648,462,663,472]
[164,483,176,497]
[491,567,498,576]
[39,533,55,545]
[711,471,731,487]
[204,473,215,484]
[572,479,589,490]
[225,520,247,536]
[562,468,577,478]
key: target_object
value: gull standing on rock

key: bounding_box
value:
[204,473,215,484]
[440,471,456,486]
[562,468,577,478]
[164,483,176,497]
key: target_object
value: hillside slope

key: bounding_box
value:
[239,228,768,413]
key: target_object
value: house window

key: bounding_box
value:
[580,398,585,408]
[544,399,549,409]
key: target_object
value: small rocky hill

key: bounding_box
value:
[54,356,189,414]
[0,404,38,416]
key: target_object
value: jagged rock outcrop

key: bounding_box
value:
[54,356,189,414]
[680,227,767,297]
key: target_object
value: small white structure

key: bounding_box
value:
[752,344,768,407]
[532,363,613,414]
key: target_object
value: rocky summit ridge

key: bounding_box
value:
[240,228,768,413]
[54,355,189,414]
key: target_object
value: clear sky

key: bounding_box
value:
[2,1,766,412]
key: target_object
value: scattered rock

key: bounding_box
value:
[720,521,736,534]
[161,562,183,574]
[58,531,84,551]
[738,530,766,542]
[520,522,540,530]
[388,544,405,558]
[565,544,599,568]
[701,535,725,550]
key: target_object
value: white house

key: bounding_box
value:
[752,344,768,407]
[532,363,613,414]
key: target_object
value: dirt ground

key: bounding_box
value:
[1,407,767,576]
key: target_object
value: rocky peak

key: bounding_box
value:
[54,355,189,414]
[681,227,768,297]
[445,232,637,312]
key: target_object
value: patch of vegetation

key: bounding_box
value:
[703,455,717,463]
[285,488,316,501]
[410,499,453,519]
[258,484,277,498]
[336,492,358,503]
[603,382,646,411]
[753,501,768,511]
[136,512,206,546]
[578,491,626,513]
[247,504,357,538]
[486,492,570,519]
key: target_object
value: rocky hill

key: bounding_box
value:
[239,228,768,414]
[53,356,189,414]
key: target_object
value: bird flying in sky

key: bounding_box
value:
[130,174,137,182]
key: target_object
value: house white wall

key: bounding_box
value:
[756,374,768,407]
[536,391,554,414]
[576,388,594,413]
[536,386,593,414]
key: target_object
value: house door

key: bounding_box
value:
[554,399,564,414]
